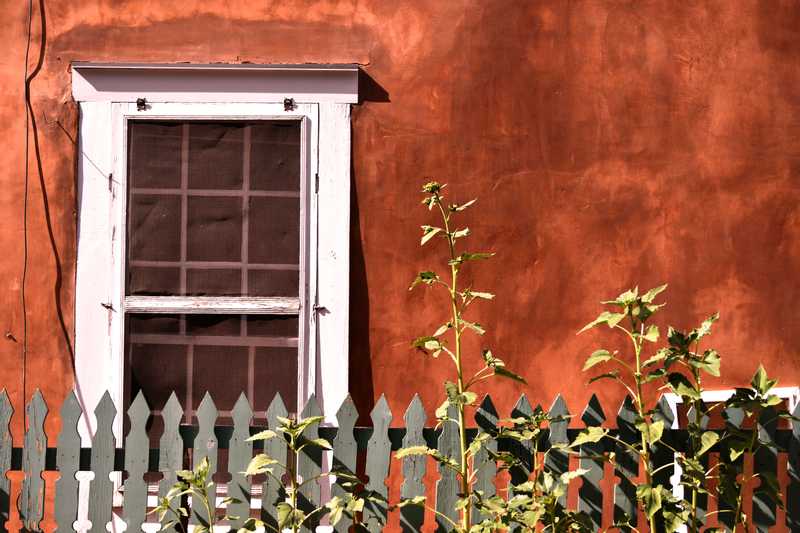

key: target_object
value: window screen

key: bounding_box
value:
[124,120,302,421]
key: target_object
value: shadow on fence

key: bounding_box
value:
[0,389,798,532]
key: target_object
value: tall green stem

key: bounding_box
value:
[631,322,657,533]
[437,195,471,531]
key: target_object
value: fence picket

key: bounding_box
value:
[546,395,570,508]
[434,404,460,533]
[261,393,288,530]
[753,406,778,531]
[614,396,638,530]
[20,390,47,531]
[123,392,149,533]
[364,395,392,531]
[332,395,358,533]
[54,392,82,533]
[158,393,184,533]
[227,394,253,529]
[192,392,218,527]
[0,391,10,533]
[400,394,426,533]
[298,395,322,533]
[472,395,498,525]
[578,394,605,530]
[87,392,116,533]
[788,400,800,530]
[0,387,795,532]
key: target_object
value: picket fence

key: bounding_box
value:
[0,389,798,533]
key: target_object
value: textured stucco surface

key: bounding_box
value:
[1,1,799,442]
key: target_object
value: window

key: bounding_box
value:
[73,64,357,440]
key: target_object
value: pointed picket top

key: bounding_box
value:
[404,394,426,428]
[232,393,253,427]
[581,394,605,427]
[654,395,676,428]
[371,394,392,428]
[548,395,570,440]
[94,391,116,421]
[161,392,183,426]
[512,393,534,418]
[61,390,83,422]
[127,391,150,428]
[475,394,498,431]
[196,392,218,423]
[336,395,359,429]
[266,392,288,424]
[686,403,709,430]
[28,389,48,419]
[301,393,322,418]
[617,395,637,425]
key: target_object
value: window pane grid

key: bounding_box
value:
[126,120,302,297]
[125,119,303,423]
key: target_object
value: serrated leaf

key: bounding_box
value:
[583,349,612,371]
[643,324,659,342]
[245,453,279,476]
[396,445,432,459]
[589,370,620,384]
[641,284,667,304]
[668,373,701,400]
[452,198,477,211]
[570,427,608,448]
[452,227,471,239]
[420,225,443,245]
[493,365,527,384]
[246,429,277,442]
[459,319,485,335]
[697,431,719,456]
[409,271,440,290]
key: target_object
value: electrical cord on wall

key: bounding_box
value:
[21,0,34,427]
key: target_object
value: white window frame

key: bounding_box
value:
[73,64,356,442]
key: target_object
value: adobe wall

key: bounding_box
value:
[1,1,799,435]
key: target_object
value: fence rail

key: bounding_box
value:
[0,389,798,532]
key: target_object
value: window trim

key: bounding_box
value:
[74,66,354,443]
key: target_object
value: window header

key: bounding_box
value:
[71,62,360,104]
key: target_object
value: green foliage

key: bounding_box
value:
[151,457,240,533]
[403,181,531,532]
[581,285,794,533]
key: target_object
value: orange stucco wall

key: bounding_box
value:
[1,0,799,438]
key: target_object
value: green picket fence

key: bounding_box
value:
[1,389,798,532]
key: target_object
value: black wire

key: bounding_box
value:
[22,0,34,420]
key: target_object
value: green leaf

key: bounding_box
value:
[448,252,494,265]
[396,446,432,459]
[420,225,442,245]
[751,365,777,395]
[642,324,659,343]
[578,311,626,334]
[640,284,667,304]
[667,373,701,400]
[644,420,664,444]
[303,437,332,450]
[690,349,721,377]
[695,312,719,339]
[246,429,277,442]
[435,399,450,420]
[469,291,495,300]
[493,365,527,384]
[697,431,720,456]
[421,181,444,194]
[459,319,486,335]
[412,336,442,355]
[589,370,620,384]
[451,198,477,211]
[244,453,279,476]
[452,227,471,239]
[636,484,662,518]
[409,271,440,290]
[582,349,612,371]
[570,427,608,448]
[432,323,451,337]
